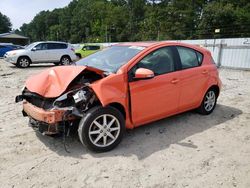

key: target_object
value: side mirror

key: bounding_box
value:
[31,47,37,51]
[134,68,154,80]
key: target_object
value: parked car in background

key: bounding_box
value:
[16,42,221,152]
[4,41,77,68]
[0,43,24,57]
[75,44,101,59]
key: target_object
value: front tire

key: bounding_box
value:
[78,106,125,152]
[17,57,31,68]
[197,88,217,115]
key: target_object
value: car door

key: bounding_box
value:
[48,43,67,62]
[176,46,209,111]
[128,46,181,126]
[31,43,50,62]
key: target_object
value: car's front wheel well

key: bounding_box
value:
[108,103,126,119]
[61,55,72,62]
[208,85,220,98]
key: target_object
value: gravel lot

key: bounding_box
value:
[0,59,250,188]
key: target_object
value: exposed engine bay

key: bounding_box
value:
[16,69,104,135]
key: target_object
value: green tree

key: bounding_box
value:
[18,0,250,42]
[197,1,250,38]
[0,12,12,33]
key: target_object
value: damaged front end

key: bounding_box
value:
[16,66,104,135]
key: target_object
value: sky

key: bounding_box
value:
[0,0,73,30]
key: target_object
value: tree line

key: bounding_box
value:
[0,12,12,33]
[2,0,250,43]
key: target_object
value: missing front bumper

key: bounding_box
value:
[22,101,73,124]
[29,118,61,135]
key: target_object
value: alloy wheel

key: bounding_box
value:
[204,90,216,112]
[88,114,120,147]
[19,58,29,67]
[61,57,70,65]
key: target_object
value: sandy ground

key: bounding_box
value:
[0,59,249,188]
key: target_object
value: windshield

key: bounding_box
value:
[76,46,145,73]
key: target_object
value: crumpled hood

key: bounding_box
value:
[25,65,103,98]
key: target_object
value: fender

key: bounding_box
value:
[198,70,221,106]
[90,73,134,129]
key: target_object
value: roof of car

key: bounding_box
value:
[116,42,159,47]
[34,41,68,44]
[116,41,210,54]
[0,43,13,45]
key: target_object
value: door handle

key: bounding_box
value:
[171,79,179,84]
[202,70,208,74]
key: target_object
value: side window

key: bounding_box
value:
[85,46,91,50]
[35,43,48,50]
[48,43,56,49]
[90,46,100,50]
[48,43,67,49]
[58,43,67,49]
[136,47,175,75]
[177,46,202,69]
[84,46,100,50]
[196,51,203,64]
[48,43,55,50]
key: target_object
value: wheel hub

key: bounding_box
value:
[204,91,216,112]
[88,114,120,147]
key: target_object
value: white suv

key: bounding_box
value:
[4,41,77,68]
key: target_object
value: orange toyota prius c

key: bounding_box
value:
[16,42,222,152]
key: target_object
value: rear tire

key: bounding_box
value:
[197,88,217,115]
[17,57,31,68]
[78,106,125,152]
[60,56,71,65]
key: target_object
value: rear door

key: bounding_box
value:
[48,43,68,62]
[128,46,181,126]
[175,46,209,111]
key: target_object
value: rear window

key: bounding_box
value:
[48,43,67,49]
[196,51,203,64]
[177,46,203,69]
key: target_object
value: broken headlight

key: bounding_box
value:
[73,90,87,103]
[53,87,91,109]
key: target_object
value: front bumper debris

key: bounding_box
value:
[23,100,72,124]
[29,118,60,135]
[15,95,23,103]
